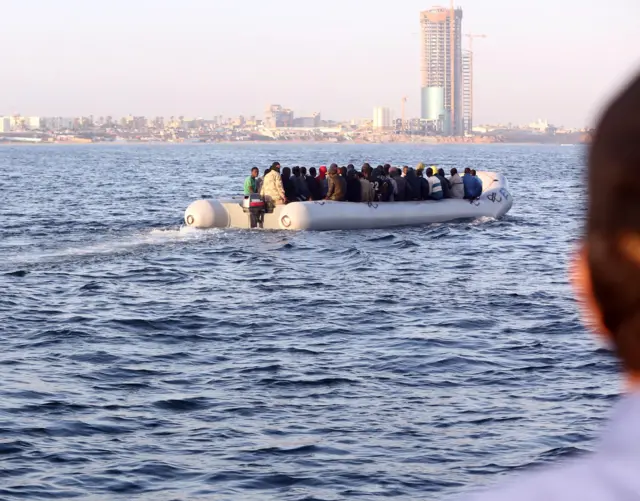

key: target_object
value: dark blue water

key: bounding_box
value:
[0,144,619,500]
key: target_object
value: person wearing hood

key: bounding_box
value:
[416,167,430,200]
[436,167,452,199]
[391,167,408,201]
[345,168,361,202]
[426,167,444,200]
[449,168,464,199]
[281,167,298,202]
[325,164,346,201]
[306,167,321,201]
[292,166,311,201]
[260,162,286,205]
[318,165,329,199]
[405,167,422,201]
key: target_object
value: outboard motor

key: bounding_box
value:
[242,194,266,228]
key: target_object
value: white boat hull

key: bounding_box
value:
[184,171,513,231]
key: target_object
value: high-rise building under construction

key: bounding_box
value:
[420,6,463,136]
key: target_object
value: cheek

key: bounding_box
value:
[571,250,611,339]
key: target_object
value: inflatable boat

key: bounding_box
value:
[184,171,513,231]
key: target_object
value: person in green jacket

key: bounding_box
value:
[244,167,259,195]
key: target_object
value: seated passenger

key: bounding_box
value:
[292,166,311,201]
[392,167,408,201]
[426,168,444,200]
[360,164,375,203]
[260,162,286,205]
[345,169,361,202]
[318,165,329,198]
[387,166,399,199]
[416,167,429,200]
[463,167,475,199]
[449,168,464,199]
[436,168,452,199]
[471,169,483,195]
[326,164,346,201]
[405,168,422,201]
[281,167,299,202]
[306,167,321,200]
[376,167,394,202]
[244,167,259,196]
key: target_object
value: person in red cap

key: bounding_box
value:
[318,166,328,198]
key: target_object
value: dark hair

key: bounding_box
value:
[301,167,307,175]
[272,162,281,169]
[251,167,259,173]
[340,166,347,177]
[464,167,471,174]
[471,169,477,176]
[347,164,355,170]
[588,72,640,372]
[438,168,445,177]
[383,164,391,175]
[282,167,291,179]
[292,166,300,176]
[309,167,317,176]
[362,163,371,172]
[330,163,338,170]
[426,168,433,176]
[451,167,458,176]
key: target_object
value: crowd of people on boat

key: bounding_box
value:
[243,162,483,205]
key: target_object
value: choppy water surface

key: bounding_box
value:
[0,144,619,500]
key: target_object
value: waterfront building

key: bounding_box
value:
[264,105,294,128]
[373,107,392,130]
[24,117,40,130]
[0,116,11,132]
[292,112,321,128]
[420,6,463,135]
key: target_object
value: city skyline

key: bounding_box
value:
[2,0,640,128]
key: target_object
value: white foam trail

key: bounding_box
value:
[469,216,496,226]
[12,227,224,263]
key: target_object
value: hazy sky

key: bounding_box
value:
[2,0,639,127]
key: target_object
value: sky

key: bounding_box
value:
[2,0,639,128]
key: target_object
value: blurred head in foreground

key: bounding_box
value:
[574,72,640,380]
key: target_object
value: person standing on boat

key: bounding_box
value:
[325,164,346,201]
[260,162,286,205]
[449,168,464,199]
[244,167,259,196]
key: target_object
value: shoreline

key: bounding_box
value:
[0,140,586,147]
